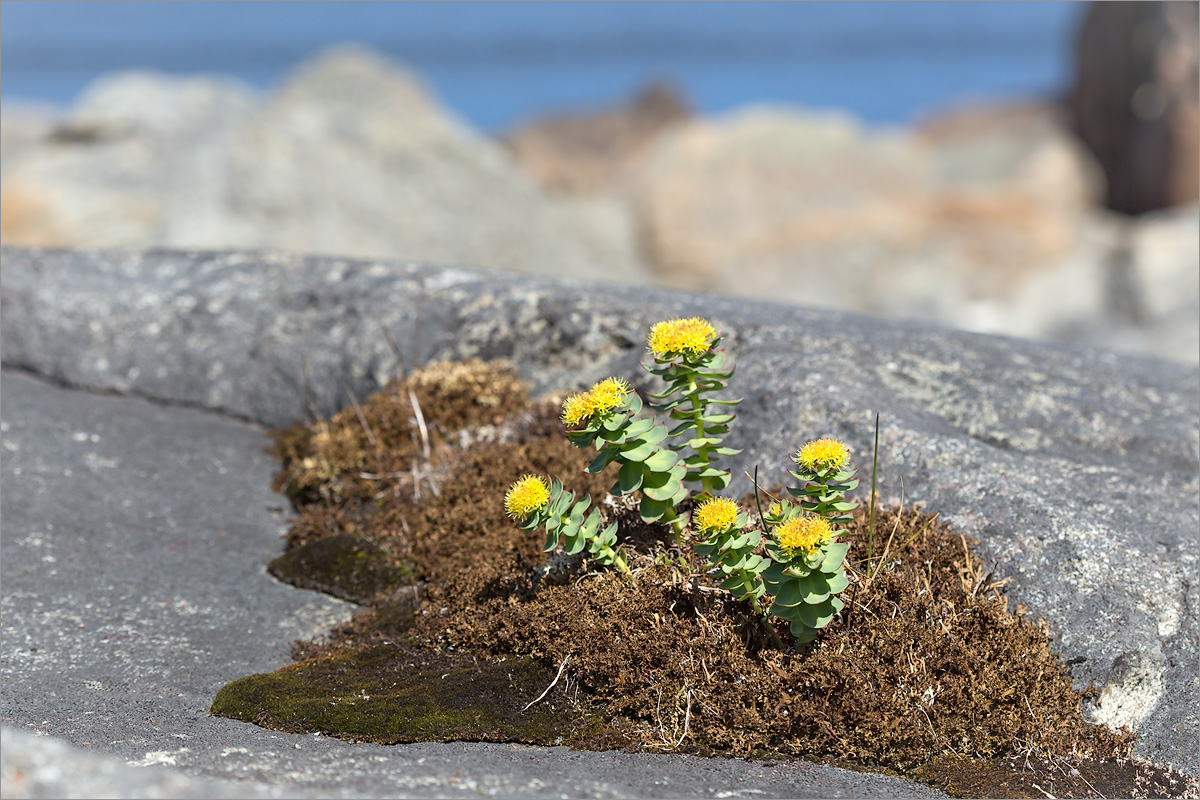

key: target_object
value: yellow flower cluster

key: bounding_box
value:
[646,317,718,358]
[794,438,850,472]
[559,377,631,426]
[504,475,550,519]
[693,497,739,534]
[775,515,832,557]
[560,392,593,426]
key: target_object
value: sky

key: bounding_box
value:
[2,1,1086,131]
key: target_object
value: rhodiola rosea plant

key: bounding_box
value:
[505,318,857,649]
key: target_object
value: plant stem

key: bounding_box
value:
[662,506,687,545]
[610,549,633,579]
[749,596,785,650]
[686,373,713,497]
[751,465,771,534]
[867,412,880,578]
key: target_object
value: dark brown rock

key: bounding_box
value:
[1069,0,1200,214]
[504,82,692,192]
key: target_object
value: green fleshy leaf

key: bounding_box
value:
[667,421,695,437]
[712,446,742,457]
[825,570,849,595]
[623,417,656,437]
[783,562,814,579]
[719,574,749,594]
[627,392,643,415]
[601,412,626,433]
[820,543,849,571]
[586,448,618,474]
[620,440,657,462]
[701,413,735,425]
[789,623,819,643]
[642,425,669,447]
[642,449,679,472]
[565,429,597,448]
[617,460,644,494]
[643,477,682,502]
[638,494,674,523]
[797,572,832,604]
[768,602,802,623]
[797,599,837,629]
[772,580,805,608]
[599,526,619,550]
[564,532,587,556]
[593,427,627,447]
[761,561,788,583]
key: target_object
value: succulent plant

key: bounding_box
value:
[505,474,628,574]
[561,377,687,527]
[642,318,742,500]
[762,503,850,643]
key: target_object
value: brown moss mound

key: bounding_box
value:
[267,534,410,605]
[212,358,1197,799]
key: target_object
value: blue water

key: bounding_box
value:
[1,1,1086,132]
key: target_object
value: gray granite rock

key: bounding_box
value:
[0,369,940,798]
[0,46,649,284]
[1,245,1197,777]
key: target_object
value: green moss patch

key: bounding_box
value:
[212,645,586,745]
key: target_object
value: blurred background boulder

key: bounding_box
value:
[1070,0,1199,215]
[1,3,1196,364]
[0,47,651,284]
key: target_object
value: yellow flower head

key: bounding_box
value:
[694,497,739,534]
[560,392,593,426]
[587,377,630,416]
[794,438,850,472]
[504,475,550,519]
[775,515,832,557]
[647,317,718,358]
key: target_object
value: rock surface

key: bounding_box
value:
[0,368,942,798]
[0,46,649,285]
[2,245,1197,779]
